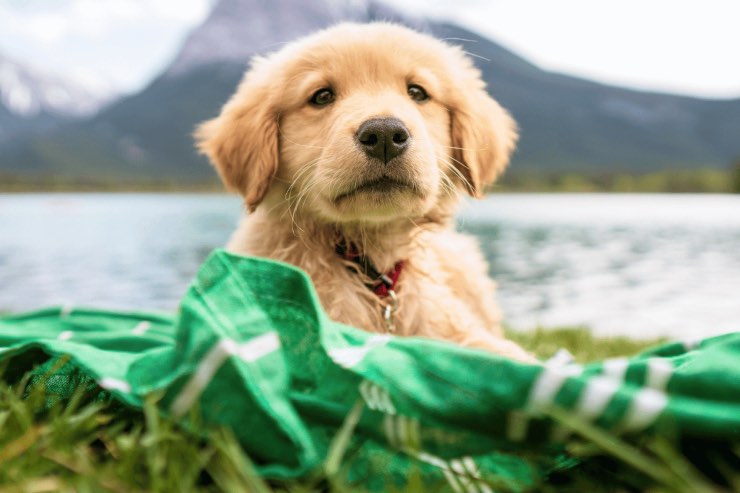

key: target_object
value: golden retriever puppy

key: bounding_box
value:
[197,22,533,361]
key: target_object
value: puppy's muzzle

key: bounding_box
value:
[356,117,410,164]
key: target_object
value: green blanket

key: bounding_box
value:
[1,249,738,491]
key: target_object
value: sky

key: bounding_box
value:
[0,0,739,99]
[0,0,214,96]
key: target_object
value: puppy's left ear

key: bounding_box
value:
[450,74,518,198]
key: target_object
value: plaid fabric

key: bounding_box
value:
[1,249,738,491]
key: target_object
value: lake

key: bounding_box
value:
[1,193,738,340]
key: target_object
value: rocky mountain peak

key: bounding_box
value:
[164,0,426,78]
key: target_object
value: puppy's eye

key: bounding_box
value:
[407,84,429,102]
[310,88,334,106]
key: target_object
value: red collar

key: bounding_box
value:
[335,239,404,297]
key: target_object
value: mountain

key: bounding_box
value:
[430,23,740,172]
[0,0,422,184]
[0,53,112,144]
[165,0,420,77]
[1,0,738,185]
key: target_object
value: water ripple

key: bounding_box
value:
[1,192,739,339]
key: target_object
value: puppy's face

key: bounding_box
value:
[197,23,518,226]
[276,51,449,223]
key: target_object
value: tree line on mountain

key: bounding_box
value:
[3,164,739,193]
[497,164,740,193]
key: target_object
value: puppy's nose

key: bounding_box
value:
[356,117,410,164]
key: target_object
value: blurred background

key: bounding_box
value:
[1,0,739,340]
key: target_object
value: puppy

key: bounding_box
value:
[197,23,533,361]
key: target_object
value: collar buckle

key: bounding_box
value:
[383,289,398,332]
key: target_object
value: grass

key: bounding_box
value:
[1,328,737,493]
[507,325,667,363]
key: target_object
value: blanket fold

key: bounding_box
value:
[1,249,738,491]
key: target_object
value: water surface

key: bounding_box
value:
[1,193,738,339]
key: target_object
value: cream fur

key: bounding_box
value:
[197,23,533,361]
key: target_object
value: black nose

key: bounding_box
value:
[356,117,410,164]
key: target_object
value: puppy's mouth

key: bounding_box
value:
[333,176,417,203]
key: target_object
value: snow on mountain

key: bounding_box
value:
[0,53,113,119]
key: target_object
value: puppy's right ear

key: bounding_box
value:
[195,63,278,212]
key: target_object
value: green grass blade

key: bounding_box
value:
[324,399,365,480]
